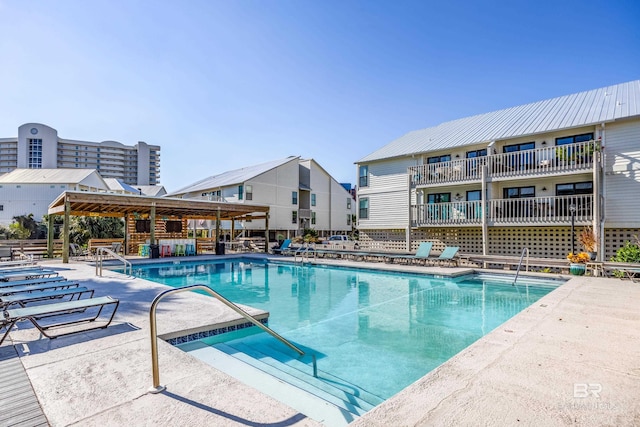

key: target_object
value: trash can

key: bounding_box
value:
[215,242,225,255]
[149,244,160,259]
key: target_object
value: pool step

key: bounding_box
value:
[214,338,383,411]
[184,342,363,427]
[226,338,384,407]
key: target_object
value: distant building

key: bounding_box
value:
[0,123,160,186]
[167,156,356,239]
[0,168,167,226]
[356,80,640,260]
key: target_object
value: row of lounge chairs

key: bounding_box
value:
[272,240,460,267]
[0,264,119,346]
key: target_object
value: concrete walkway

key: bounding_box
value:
[1,257,639,426]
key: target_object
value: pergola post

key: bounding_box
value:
[150,203,156,245]
[265,210,270,253]
[62,198,70,263]
[47,213,55,261]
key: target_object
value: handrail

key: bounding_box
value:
[294,243,313,263]
[95,247,132,276]
[512,247,529,286]
[148,284,317,394]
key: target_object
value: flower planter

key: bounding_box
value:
[570,263,586,276]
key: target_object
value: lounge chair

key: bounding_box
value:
[432,246,460,267]
[0,295,120,345]
[0,268,59,281]
[0,286,93,309]
[385,242,434,264]
[1,282,80,297]
[272,239,292,255]
[70,243,90,260]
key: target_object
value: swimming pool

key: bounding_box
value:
[129,259,561,411]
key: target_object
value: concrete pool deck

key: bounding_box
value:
[2,255,639,426]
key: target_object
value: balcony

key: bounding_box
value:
[411,194,593,227]
[298,208,311,219]
[409,140,597,186]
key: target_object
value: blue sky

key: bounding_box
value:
[1,0,638,192]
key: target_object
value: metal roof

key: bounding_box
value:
[358,80,640,163]
[103,178,140,194]
[167,156,300,196]
[0,168,99,184]
[48,191,270,220]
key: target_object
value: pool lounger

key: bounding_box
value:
[0,295,119,345]
[0,286,93,309]
[0,276,67,290]
[0,281,80,297]
[0,269,59,281]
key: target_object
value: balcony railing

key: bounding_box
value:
[411,194,593,227]
[409,140,597,186]
[298,208,311,218]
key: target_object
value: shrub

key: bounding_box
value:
[611,241,640,278]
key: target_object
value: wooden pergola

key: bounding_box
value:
[47,191,270,263]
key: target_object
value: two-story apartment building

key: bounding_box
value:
[356,80,640,260]
[0,123,161,186]
[166,156,356,240]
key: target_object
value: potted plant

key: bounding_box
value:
[567,251,590,275]
[578,226,597,260]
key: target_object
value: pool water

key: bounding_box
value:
[131,259,560,402]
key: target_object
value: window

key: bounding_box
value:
[359,198,369,219]
[556,133,594,146]
[427,193,451,203]
[292,210,298,224]
[311,194,316,206]
[503,142,535,170]
[359,165,369,187]
[502,186,535,218]
[166,221,183,233]
[135,220,151,233]
[311,211,316,225]
[238,185,244,200]
[347,214,351,225]
[0,205,3,211]
[427,154,451,164]
[503,186,535,198]
[28,138,43,168]
[556,181,593,196]
[347,198,351,209]
[292,191,298,205]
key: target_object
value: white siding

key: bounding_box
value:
[603,120,640,227]
[0,184,69,225]
[244,159,299,231]
[358,158,416,229]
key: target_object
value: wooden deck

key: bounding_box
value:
[0,345,49,427]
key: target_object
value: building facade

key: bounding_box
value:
[356,80,640,260]
[167,156,356,240]
[0,123,160,186]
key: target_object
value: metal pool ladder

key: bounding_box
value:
[148,284,318,394]
[95,247,132,276]
[513,247,529,286]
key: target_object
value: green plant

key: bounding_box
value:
[610,241,640,278]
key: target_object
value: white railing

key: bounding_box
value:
[411,201,483,226]
[298,208,311,218]
[409,140,598,186]
[411,195,593,226]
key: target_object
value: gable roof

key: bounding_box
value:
[167,156,299,196]
[103,178,140,194]
[359,80,640,163]
[0,168,99,184]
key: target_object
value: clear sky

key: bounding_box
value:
[1,0,638,192]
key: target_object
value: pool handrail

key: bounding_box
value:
[95,247,132,276]
[148,284,318,394]
[512,247,530,286]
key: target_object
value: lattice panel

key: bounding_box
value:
[603,228,640,260]
[360,226,640,259]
